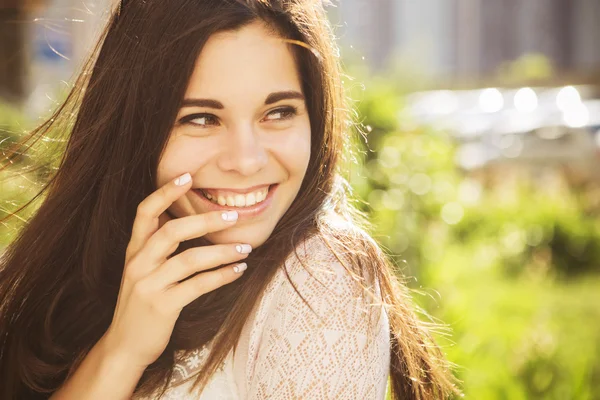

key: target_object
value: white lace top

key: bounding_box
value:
[136,235,391,399]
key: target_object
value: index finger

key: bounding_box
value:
[126,173,193,261]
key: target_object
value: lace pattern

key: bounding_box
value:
[135,234,390,399]
[244,235,390,399]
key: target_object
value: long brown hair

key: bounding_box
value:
[0,0,459,398]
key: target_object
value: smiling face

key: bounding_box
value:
[156,21,312,248]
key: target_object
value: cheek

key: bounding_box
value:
[270,126,311,177]
[156,136,216,186]
[293,128,312,177]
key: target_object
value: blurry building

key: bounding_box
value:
[328,0,600,78]
[24,0,110,117]
[3,0,600,113]
[0,0,46,103]
[0,0,111,115]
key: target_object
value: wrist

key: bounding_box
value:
[52,334,148,400]
[96,334,148,376]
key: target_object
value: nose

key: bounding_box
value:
[216,124,268,176]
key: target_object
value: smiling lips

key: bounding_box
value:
[199,185,271,208]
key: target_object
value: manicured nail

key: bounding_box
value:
[236,244,252,254]
[174,173,191,186]
[233,263,247,273]
[221,211,238,221]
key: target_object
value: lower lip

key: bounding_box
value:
[192,184,278,219]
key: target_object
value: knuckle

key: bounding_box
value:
[136,201,151,219]
[208,211,224,227]
[197,213,212,228]
[126,241,141,259]
[123,273,139,290]
[194,277,208,296]
[189,214,210,235]
[208,245,226,262]
[132,281,152,298]
[122,266,137,283]
[218,268,229,283]
[159,184,170,199]
[185,248,201,264]
[123,256,142,281]
[125,245,134,261]
[196,245,232,267]
[160,220,178,239]
[222,246,239,262]
[224,244,236,256]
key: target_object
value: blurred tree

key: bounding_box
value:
[0,0,46,104]
[351,72,600,399]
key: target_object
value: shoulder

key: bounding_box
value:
[241,232,391,399]
[279,219,383,295]
[280,233,369,300]
[283,233,353,281]
[263,231,388,338]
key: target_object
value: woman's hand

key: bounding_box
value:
[101,172,250,369]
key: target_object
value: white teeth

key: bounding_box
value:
[234,194,245,207]
[201,186,270,208]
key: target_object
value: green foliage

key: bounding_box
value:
[454,184,600,278]
[351,76,600,399]
[0,104,51,247]
[0,102,26,161]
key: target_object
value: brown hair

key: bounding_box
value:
[0,0,459,398]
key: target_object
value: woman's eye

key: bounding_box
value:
[181,114,219,127]
[179,107,297,128]
[264,106,298,122]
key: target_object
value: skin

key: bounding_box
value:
[156,21,312,248]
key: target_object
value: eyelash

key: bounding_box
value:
[180,106,299,128]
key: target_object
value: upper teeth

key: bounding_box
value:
[202,187,269,207]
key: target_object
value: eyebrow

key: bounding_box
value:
[180,90,305,109]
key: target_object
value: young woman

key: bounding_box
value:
[0,0,459,399]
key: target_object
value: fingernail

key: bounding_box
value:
[221,211,238,221]
[236,244,252,254]
[174,173,191,186]
[233,262,247,273]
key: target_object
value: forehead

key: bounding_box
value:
[184,21,302,101]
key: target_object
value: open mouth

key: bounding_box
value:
[195,184,274,208]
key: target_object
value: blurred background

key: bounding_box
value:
[1,0,599,398]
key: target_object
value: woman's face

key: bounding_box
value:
[156,21,311,248]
